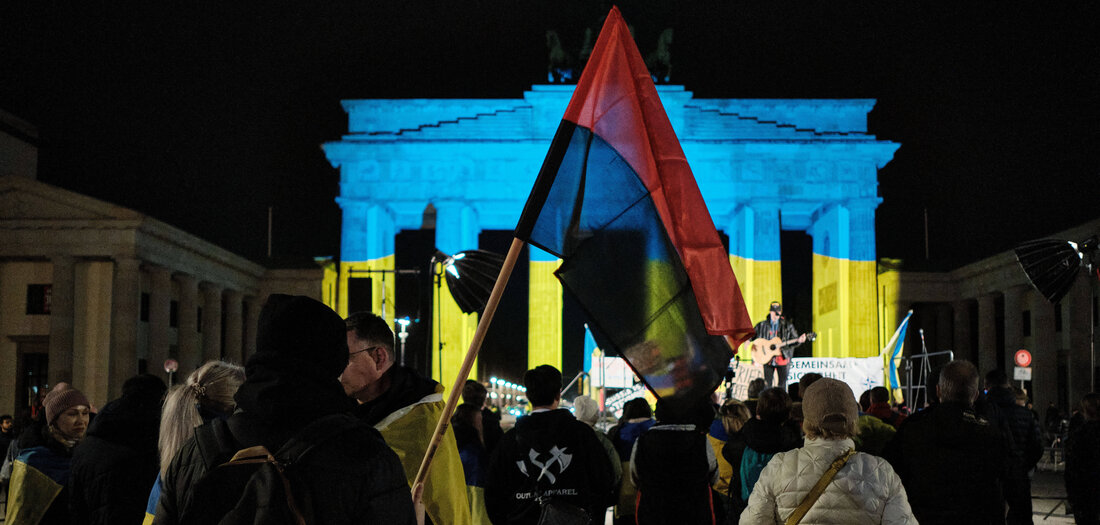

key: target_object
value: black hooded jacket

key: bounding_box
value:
[740,417,803,454]
[884,401,1008,525]
[983,386,1043,478]
[69,386,163,525]
[485,408,615,525]
[154,294,415,525]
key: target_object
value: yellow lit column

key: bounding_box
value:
[727,204,782,360]
[528,247,562,371]
[336,202,396,318]
[811,202,880,358]
[432,200,479,385]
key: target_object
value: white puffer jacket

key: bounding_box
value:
[739,438,916,525]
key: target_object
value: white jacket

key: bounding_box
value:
[739,438,916,525]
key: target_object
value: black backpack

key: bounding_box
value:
[179,414,363,525]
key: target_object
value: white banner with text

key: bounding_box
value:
[726,357,885,400]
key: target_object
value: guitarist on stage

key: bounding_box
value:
[753,301,806,390]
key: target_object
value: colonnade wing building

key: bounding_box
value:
[0,110,321,414]
[323,85,900,385]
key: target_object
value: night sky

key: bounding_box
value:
[2,2,1097,271]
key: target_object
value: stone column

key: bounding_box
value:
[200,283,223,363]
[48,255,76,385]
[977,294,998,376]
[1003,285,1027,372]
[175,274,200,375]
[1030,289,1058,410]
[147,266,172,382]
[728,203,782,326]
[109,257,142,399]
[244,296,262,361]
[223,290,243,365]
[935,304,953,353]
[432,200,479,384]
[1067,271,1094,406]
[953,299,973,362]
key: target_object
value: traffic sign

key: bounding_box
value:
[1014,349,1032,368]
[1014,366,1032,381]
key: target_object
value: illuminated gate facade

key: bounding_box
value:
[323,85,899,383]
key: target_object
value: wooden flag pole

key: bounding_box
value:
[411,236,526,497]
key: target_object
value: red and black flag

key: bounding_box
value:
[514,7,754,410]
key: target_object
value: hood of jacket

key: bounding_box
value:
[741,417,803,453]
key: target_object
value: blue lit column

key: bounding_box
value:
[337,199,395,318]
[810,200,879,358]
[432,200,479,384]
[727,203,781,359]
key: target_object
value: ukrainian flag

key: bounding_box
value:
[880,310,913,404]
[375,384,473,525]
[5,447,70,524]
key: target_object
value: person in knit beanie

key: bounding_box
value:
[4,382,91,524]
[43,382,92,438]
[741,379,916,524]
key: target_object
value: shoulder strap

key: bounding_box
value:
[784,448,855,525]
[194,418,239,471]
[217,445,307,525]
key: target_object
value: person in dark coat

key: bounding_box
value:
[343,311,472,525]
[982,369,1043,525]
[738,387,803,502]
[69,374,166,525]
[1065,392,1100,525]
[717,399,751,522]
[485,365,615,525]
[0,414,14,456]
[464,379,503,454]
[884,359,1008,525]
[607,397,655,525]
[154,294,414,525]
[631,397,718,525]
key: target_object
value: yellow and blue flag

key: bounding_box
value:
[880,310,914,404]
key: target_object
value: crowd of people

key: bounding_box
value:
[0,293,1097,524]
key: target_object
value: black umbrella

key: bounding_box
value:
[1014,236,1096,304]
[434,249,506,314]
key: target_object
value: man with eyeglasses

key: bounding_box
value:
[342,311,472,525]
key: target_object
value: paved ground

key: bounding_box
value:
[1032,455,1075,524]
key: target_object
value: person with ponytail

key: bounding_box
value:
[142,361,245,525]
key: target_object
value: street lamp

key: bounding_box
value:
[396,317,411,366]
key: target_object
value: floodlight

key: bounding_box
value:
[431,249,506,314]
[1014,236,1096,304]
[1014,235,1098,390]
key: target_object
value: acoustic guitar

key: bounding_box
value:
[750,332,817,366]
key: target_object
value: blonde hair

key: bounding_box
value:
[158,360,245,475]
[803,415,860,440]
[719,399,751,434]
